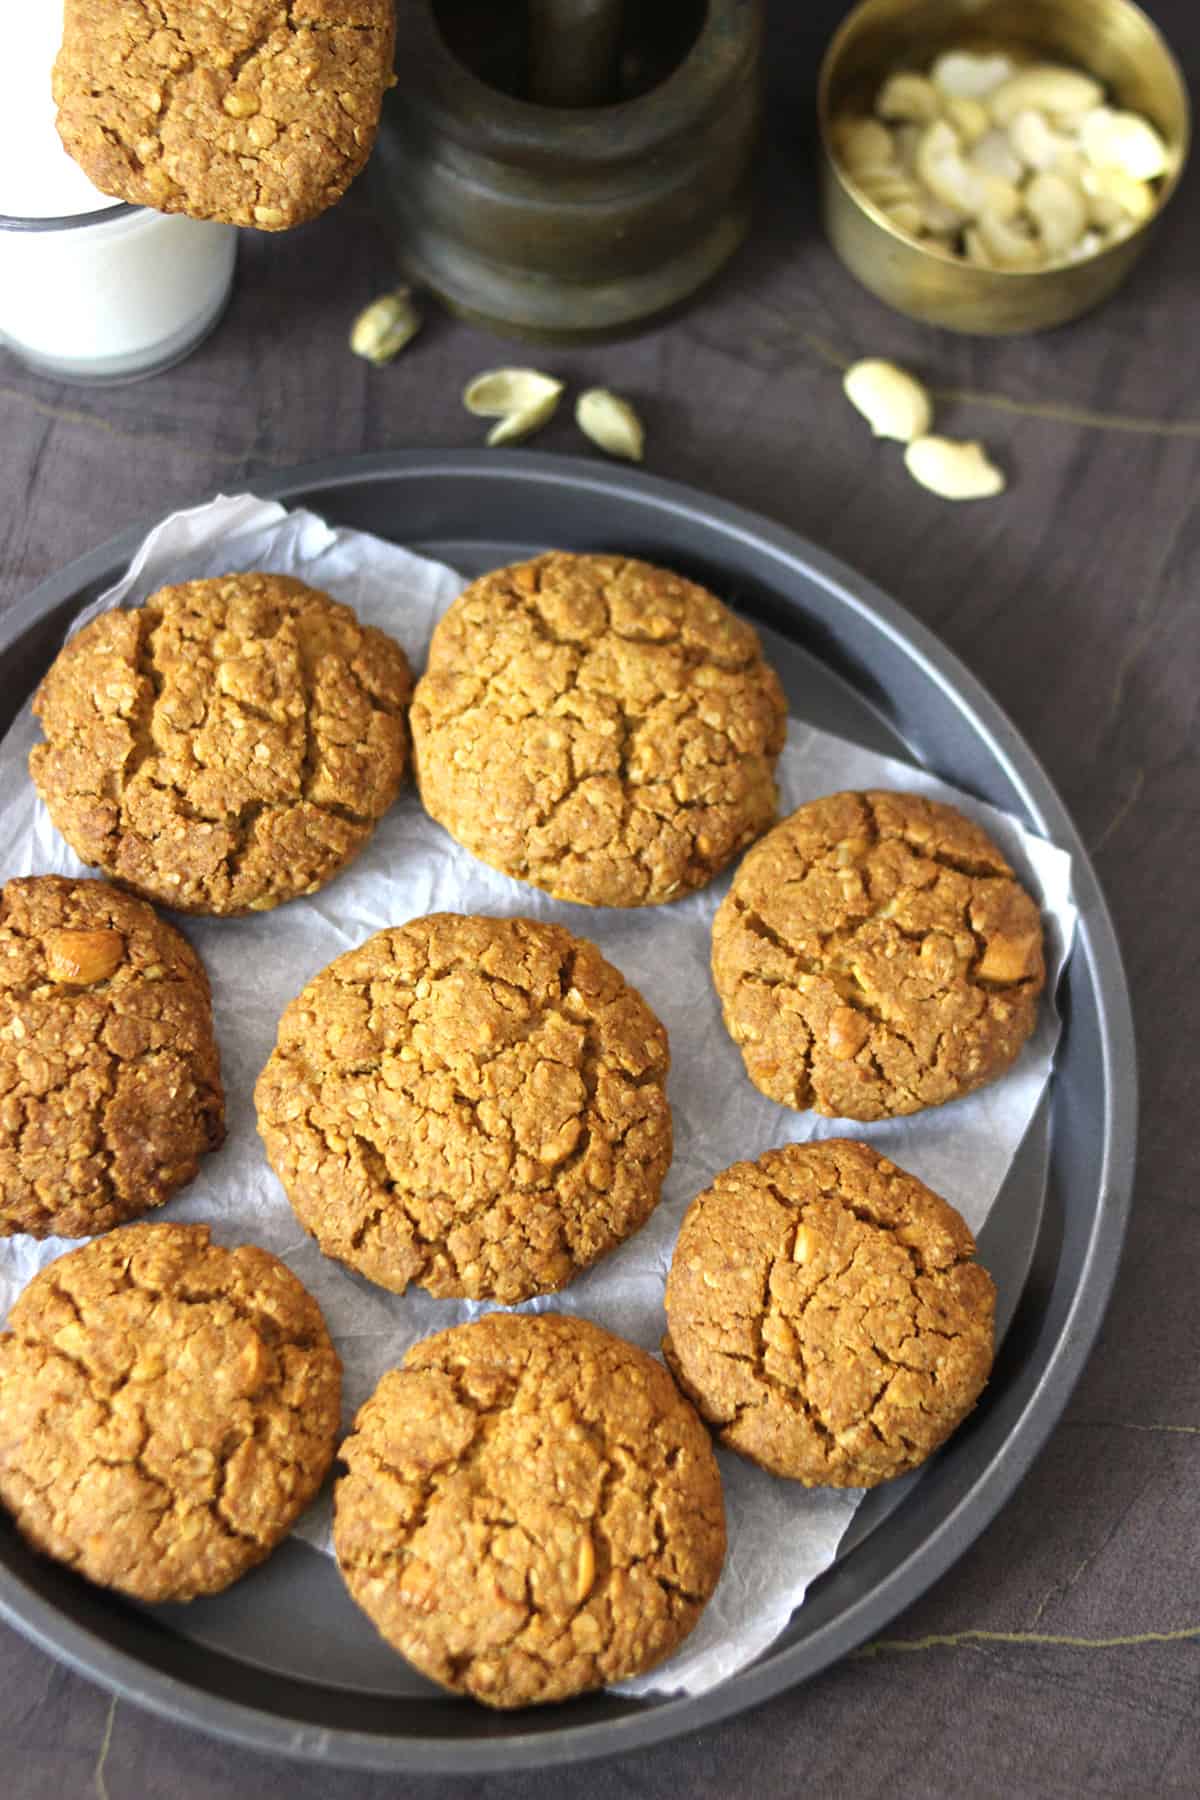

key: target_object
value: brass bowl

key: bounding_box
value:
[817,0,1191,334]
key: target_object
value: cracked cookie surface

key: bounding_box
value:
[0,1222,341,1601]
[30,573,413,917]
[410,552,788,907]
[255,913,672,1302]
[663,1140,995,1487]
[333,1311,726,1707]
[53,0,396,229]
[711,790,1045,1120]
[0,876,224,1239]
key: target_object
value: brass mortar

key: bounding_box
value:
[370,0,763,343]
[818,0,1190,335]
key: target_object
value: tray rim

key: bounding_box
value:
[0,448,1137,1774]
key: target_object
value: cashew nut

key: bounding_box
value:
[842,358,933,443]
[988,65,1104,128]
[1079,163,1156,226]
[1025,170,1089,259]
[876,72,940,124]
[930,51,1015,101]
[971,127,1025,186]
[916,121,1020,221]
[1079,107,1169,181]
[1008,107,1075,172]
[904,436,1006,501]
[854,167,922,212]
[885,199,926,237]
[914,120,985,215]
[974,207,1041,268]
[943,96,990,145]
[833,117,895,173]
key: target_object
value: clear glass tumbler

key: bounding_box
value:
[0,201,237,385]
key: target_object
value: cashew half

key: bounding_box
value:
[1079,106,1169,181]
[1008,107,1076,172]
[843,359,933,443]
[1080,163,1156,226]
[971,127,1025,186]
[905,436,1006,500]
[833,117,895,173]
[877,72,940,124]
[988,65,1104,128]
[930,51,1015,101]
[916,121,1020,220]
[914,120,984,215]
[1025,170,1089,259]
[975,207,1042,268]
[943,96,990,145]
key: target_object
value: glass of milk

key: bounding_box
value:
[0,8,237,384]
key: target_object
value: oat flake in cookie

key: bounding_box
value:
[334,1312,726,1708]
[53,0,396,230]
[711,789,1045,1120]
[255,913,672,1303]
[0,1223,341,1602]
[30,573,413,916]
[664,1140,995,1488]
[0,876,223,1239]
[410,552,789,907]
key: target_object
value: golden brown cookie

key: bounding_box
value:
[255,913,672,1303]
[333,1311,726,1708]
[711,790,1045,1120]
[663,1140,995,1487]
[0,876,224,1239]
[410,552,788,907]
[30,573,413,916]
[0,1223,341,1601]
[53,0,396,230]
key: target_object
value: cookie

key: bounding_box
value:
[0,876,224,1239]
[53,0,396,230]
[711,789,1045,1120]
[30,573,413,916]
[663,1140,995,1487]
[255,913,672,1303]
[0,1222,341,1601]
[410,552,788,907]
[333,1311,726,1708]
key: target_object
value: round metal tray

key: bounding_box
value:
[0,451,1136,1773]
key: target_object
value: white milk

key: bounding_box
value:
[0,5,237,382]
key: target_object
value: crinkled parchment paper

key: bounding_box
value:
[0,496,1076,1697]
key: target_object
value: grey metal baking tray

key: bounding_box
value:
[0,451,1136,1773]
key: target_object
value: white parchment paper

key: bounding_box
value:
[0,496,1077,1698]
